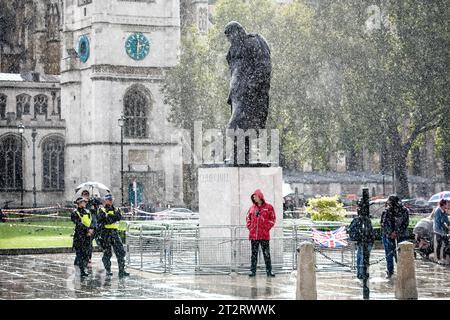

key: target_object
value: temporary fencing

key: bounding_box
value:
[125,219,357,275]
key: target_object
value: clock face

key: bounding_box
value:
[78,35,90,63]
[125,33,150,61]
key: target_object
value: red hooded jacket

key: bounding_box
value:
[246,189,276,240]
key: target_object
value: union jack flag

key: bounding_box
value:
[312,226,349,248]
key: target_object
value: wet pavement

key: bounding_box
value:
[0,249,449,300]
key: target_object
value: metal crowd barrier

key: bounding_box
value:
[125,220,356,274]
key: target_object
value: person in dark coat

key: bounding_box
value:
[380,195,410,278]
[71,197,94,278]
[347,209,375,280]
[433,199,450,264]
[246,189,276,277]
[224,21,271,131]
[97,193,129,278]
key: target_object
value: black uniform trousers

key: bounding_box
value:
[101,229,126,272]
[73,233,92,271]
[250,240,272,274]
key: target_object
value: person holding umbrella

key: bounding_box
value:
[98,193,129,278]
[71,197,94,278]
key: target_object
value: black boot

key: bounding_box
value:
[105,268,113,276]
[80,269,89,278]
[119,270,130,278]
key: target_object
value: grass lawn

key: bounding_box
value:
[0,219,128,249]
[0,220,74,248]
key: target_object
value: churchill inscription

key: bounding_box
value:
[198,172,230,184]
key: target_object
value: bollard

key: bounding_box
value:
[296,242,317,300]
[395,241,418,300]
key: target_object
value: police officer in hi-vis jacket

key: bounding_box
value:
[98,193,129,278]
[71,197,94,278]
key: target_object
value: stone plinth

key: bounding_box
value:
[198,166,283,268]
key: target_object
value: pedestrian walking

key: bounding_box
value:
[380,195,410,279]
[347,211,374,280]
[433,199,450,264]
[98,193,129,278]
[71,197,94,278]
[246,189,276,277]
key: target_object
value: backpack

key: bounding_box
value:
[347,217,362,242]
[347,216,374,242]
[396,206,410,238]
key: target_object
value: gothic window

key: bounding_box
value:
[42,136,64,190]
[16,94,31,119]
[34,94,48,118]
[0,94,6,119]
[78,0,92,5]
[46,3,60,41]
[124,87,149,138]
[198,8,208,33]
[57,97,61,115]
[0,136,23,191]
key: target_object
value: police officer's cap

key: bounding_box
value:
[103,193,113,201]
[74,196,87,204]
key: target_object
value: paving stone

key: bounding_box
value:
[0,250,449,299]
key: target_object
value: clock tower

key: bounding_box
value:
[61,0,183,206]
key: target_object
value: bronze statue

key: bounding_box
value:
[224,21,272,131]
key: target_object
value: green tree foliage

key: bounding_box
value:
[436,123,450,185]
[162,0,450,202]
[356,1,448,197]
[305,196,346,221]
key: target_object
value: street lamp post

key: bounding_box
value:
[118,114,125,206]
[381,168,386,197]
[358,188,373,300]
[18,123,25,207]
[31,128,37,208]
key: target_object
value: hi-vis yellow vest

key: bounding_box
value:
[101,207,119,229]
[76,209,92,228]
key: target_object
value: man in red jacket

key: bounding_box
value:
[246,189,276,277]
